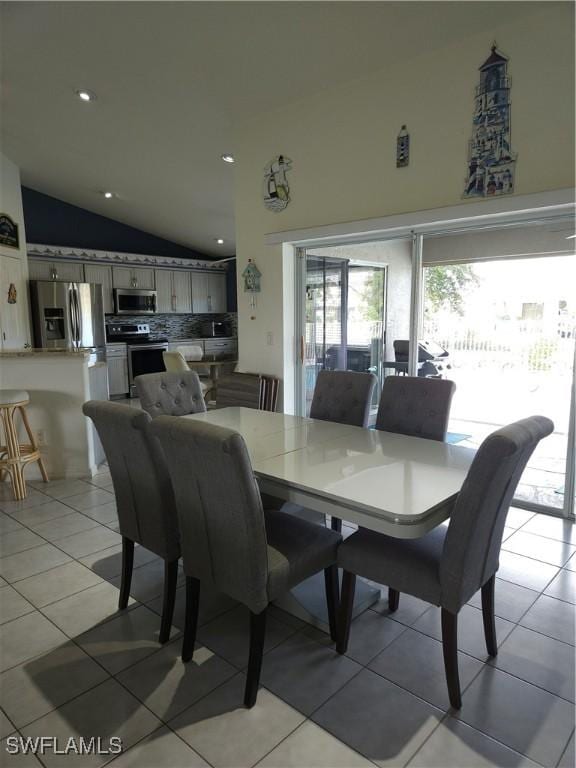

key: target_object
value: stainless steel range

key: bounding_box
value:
[106,323,168,397]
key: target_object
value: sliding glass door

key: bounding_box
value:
[295,215,575,518]
[297,238,411,418]
[421,222,576,517]
[303,256,347,414]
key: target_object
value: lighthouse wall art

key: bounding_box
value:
[464,44,517,198]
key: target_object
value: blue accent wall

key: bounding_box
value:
[21,187,214,261]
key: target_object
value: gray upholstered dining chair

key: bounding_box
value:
[82,401,180,644]
[310,370,378,428]
[302,369,377,531]
[375,374,456,609]
[375,374,456,441]
[336,416,554,709]
[135,371,207,418]
[151,416,342,708]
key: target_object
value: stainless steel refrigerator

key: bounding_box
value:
[29,281,106,359]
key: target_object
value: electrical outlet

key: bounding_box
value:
[266,332,274,346]
[36,430,46,447]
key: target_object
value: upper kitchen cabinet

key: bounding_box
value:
[112,266,155,290]
[173,270,192,313]
[84,263,114,314]
[191,271,227,314]
[0,255,30,349]
[28,259,84,282]
[155,269,192,313]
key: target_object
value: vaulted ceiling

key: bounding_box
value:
[1,2,533,255]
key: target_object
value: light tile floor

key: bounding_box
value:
[0,476,574,768]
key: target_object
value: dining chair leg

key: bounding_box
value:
[481,574,498,657]
[324,564,339,642]
[441,608,462,709]
[182,576,201,663]
[244,608,267,708]
[159,559,179,644]
[388,588,400,612]
[330,517,342,533]
[336,570,356,655]
[118,537,134,610]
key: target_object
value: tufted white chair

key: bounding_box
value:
[163,351,209,395]
[176,345,211,379]
[163,351,189,372]
[135,371,207,418]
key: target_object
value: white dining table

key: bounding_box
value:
[185,406,475,538]
[184,407,476,629]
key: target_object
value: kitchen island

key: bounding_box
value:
[0,349,108,480]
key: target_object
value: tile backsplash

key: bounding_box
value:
[105,312,237,340]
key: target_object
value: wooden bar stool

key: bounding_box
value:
[0,390,49,500]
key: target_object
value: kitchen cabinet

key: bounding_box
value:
[0,255,30,349]
[155,269,192,313]
[191,272,226,314]
[172,270,192,313]
[84,264,114,314]
[106,344,129,397]
[28,259,84,282]
[207,273,227,313]
[204,338,237,356]
[112,266,155,290]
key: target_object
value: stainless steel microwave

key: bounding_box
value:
[113,289,157,315]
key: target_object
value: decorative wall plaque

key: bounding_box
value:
[464,44,517,198]
[396,125,410,167]
[0,213,19,249]
[263,156,292,212]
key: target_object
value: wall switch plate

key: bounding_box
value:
[266,332,273,346]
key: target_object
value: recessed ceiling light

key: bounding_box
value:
[221,154,235,164]
[102,191,114,199]
[216,238,225,244]
[75,89,96,102]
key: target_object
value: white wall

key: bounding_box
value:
[0,355,101,479]
[233,3,575,401]
[0,152,31,348]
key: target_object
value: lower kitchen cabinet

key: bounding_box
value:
[106,344,129,397]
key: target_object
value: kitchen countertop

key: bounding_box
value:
[0,348,94,358]
[105,337,238,346]
[169,336,237,342]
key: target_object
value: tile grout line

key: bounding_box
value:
[2,487,574,767]
[555,726,575,768]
